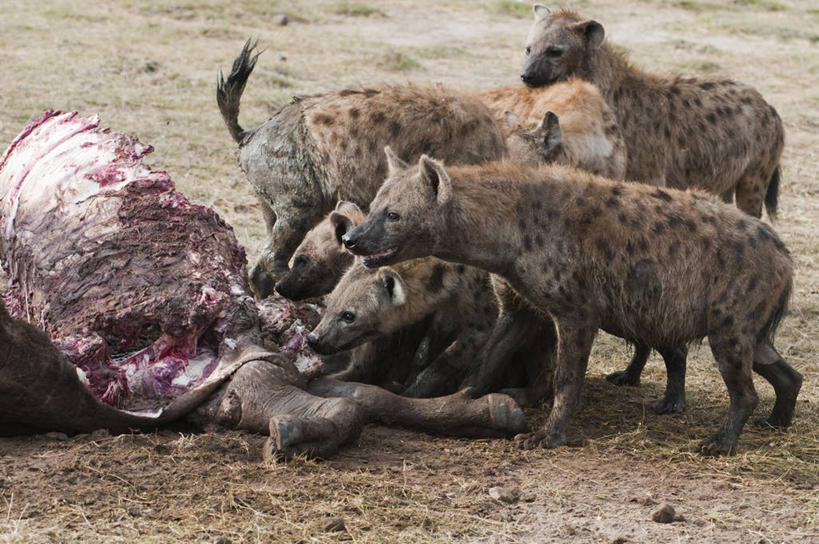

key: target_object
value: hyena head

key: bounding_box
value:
[503,110,564,167]
[274,200,365,300]
[521,5,604,88]
[343,147,450,268]
[305,264,408,355]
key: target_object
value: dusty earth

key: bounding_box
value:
[0,0,817,542]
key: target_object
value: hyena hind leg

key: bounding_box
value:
[606,343,651,387]
[752,341,802,428]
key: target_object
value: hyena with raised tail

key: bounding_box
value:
[342,153,801,456]
[217,41,505,298]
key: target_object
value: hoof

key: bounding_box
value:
[606,369,640,387]
[513,429,565,450]
[250,262,277,300]
[264,415,304,461]
[487,394,528,435]
[698,434,736,457]
[654,394,686,415]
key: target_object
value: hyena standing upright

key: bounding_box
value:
[217,40,505,298]
[342,154,801,456]
[520,6,783,218]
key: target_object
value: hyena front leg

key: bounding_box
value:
[515,317,597,450]
[654,345,688,414]
[250,196,324,299]
[606,344,651,386]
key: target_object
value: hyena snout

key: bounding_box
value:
[250,262,276,300]
[341,232,358,250]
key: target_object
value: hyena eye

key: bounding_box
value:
[546,47,563,58]
[386,211,400,222]
[524,46,532,56]
[340,311,356,323]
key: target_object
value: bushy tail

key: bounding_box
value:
[765,166,780,220]
[217,39,261,144]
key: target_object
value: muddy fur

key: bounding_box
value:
[217,40,505,298]
[520,6,783,217]
[344,157,800,456]
[481,78,626,180]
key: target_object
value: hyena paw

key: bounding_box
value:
[513,429,565,450]
[697,433,736,457]
[654,393,686,414]
[605,369,640,387]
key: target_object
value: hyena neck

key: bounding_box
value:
[587,45,646,105]
[434,174,532,278]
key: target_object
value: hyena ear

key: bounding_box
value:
[384,146,409,175]
[570,19,605,49]
[378,267,407,306]
[540,110,563,150]
[418,155,452,206]
[330,211,355,246]
[533,4,551,19]
[335,200,363,215]
[502,110,520,131]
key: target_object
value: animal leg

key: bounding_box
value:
[752,341,802,427]
[307,377,528,438]
[606,343,651,386]
[515,317,596,449]
[699,334,758,456]
[653,346,688,414]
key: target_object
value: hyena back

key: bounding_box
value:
[343,155,800,456]
[217,40,505,298]
[520,6,783,218]
[480,77,626,180]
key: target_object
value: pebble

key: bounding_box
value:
[488,485,520,504]
[274,14,289,26]
[652,503,676,523]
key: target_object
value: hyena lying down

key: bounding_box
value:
[217,40,505,298]
[480,77,626,180]
[343,155,802,456]
[521,5,783,218]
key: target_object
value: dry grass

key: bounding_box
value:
[0,0,817,542]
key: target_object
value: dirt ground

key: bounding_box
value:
[0,0,817,542]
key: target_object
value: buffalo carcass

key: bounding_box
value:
[0,111,527,458]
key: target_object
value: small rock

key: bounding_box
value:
[44,432,69,441]
[652,503,676,524]
[612,538,628,544]
[274,14,289,26]
[90,429,110,441]
[214,539,232,544]
[323,517,346,532]
[278,54,287,62]
[488,485,520,504]
[144,61,159,73]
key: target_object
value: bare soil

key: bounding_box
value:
[1,1,817,542]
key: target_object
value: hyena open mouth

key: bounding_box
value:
[361,247,399,268]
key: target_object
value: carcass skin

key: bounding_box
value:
[0,111,527,457]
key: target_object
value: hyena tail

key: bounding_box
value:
[217,39,261,145]
[757,279,791,348]
[764,166,780,220]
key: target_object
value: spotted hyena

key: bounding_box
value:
[217,41,505,298]
[481,77,626,180]
[520,6,783,218]
[306,254,498,398]
[342,154,801,456]
[274,201,365,301]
